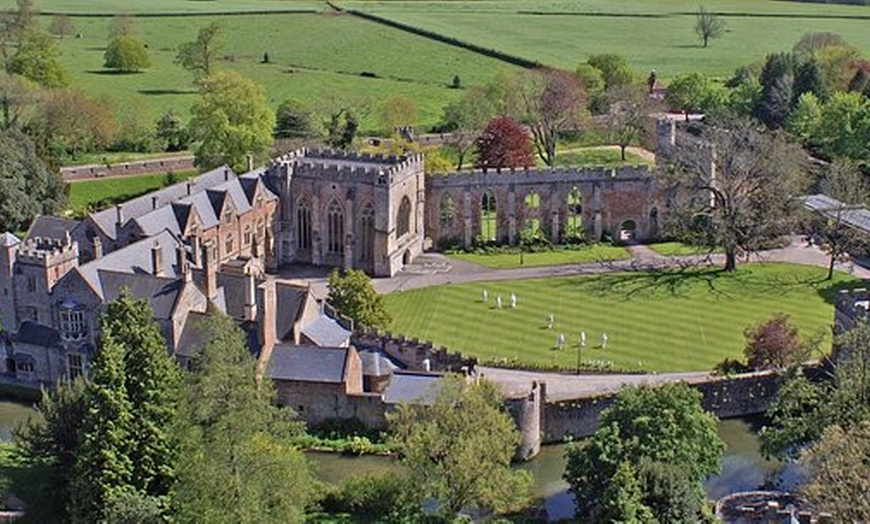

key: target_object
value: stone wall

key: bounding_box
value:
[351,329,477,373]
[61,157,194,181]
[425,165,659,248]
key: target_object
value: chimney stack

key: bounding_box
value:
[244,271,257,321]
[203,241,217,300]
[186,180,194,196]
[152,196,159,210]
[151,241,163,276]
[115,204,124,227]
[176,244,189,281]
[246,153,254,172]
[190,235,201,267]
[93,237,103,259]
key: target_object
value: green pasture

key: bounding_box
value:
[30,11,517,131]
[0,0,328,14]
[340,0,870,79]
[648,242,722,257]
[67,170,197,213]
[384,263,859,372]
[553,148,652,169]
[449,244,629,269]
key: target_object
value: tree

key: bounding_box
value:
[173,314,314,523]
[810,160,870,279]
[639,459,709,523]
[175,21,221,81]
[695,6,726,48]
[744,313,806,370]
[814,91,870,160]
[0,129,66,232]
[274,98,314,139]
[439,86,495,169]
[762,322,870,458]
[799,422,870,521]
[28,89,118,159]
[109,14,137,38]
[755,53,797,128]
[587,54,635,90]
[327,268,391,331]
[15,378,88,521]
[69,321,134,522]
[387,374,532,519]
[597,462,656,524]
[188,71,275,172]
[104,34,151,73]
[728,77,762,118]
[8,29,68,88]
[48,14,75,38]
[0,71,35,130]
[155,110,189,152]
[381,94,417,136]
[657,119,807,271]
[793,32,847,58]
[474,116,535,169]
[816,44,862,93]
[511,68,586,166]
[564,383,723,522]
[606,84,646,160]
[847,68,870,94]
[793,58,828,104]
[666,72,722,119]
[786,91,822,144]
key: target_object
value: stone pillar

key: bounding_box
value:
[463,191,472,248]
[508,189,517,245]
[550,210,560,244]
[344,197,354,269]
[594,211,603,240]
[311,193,322,265]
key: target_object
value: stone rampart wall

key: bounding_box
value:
[61,157,194,181]
[351,329,477,373]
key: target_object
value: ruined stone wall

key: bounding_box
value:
[60,157,194,181]
[425,165,659,248]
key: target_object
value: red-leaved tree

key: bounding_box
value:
[474,116,535,169]
[744,313,806,370]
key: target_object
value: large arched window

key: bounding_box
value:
[296,199,311,250]
[523,191,541,237]
[327,198,344,255]
[567,186,583,238]
[359,202,375,262]
[481,191,497,242]
[440,193,455,225]
[397,196,411,238]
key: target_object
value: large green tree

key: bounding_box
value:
[0,129,66,232]
[173,314,314,523]
[104,34,151,73]
[8,29,68,88]
[387,374,532,519]
[274,98,315,139]
[175,21,221,81]
[564,383,723,522]
[188,71,275,172]
[327,268,392,331]
[439,86,496,169]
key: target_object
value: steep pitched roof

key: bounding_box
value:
[99,270,183,320]
[0,232,20,247]
[383,372,443,405]
[24,216,80,243]
[12,321,61,348]
[88,166,234,239]
[267,344,348,383]
[275,282,308,341]
[301,315,351,347]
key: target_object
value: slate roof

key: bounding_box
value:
[24,216,80,243]
[74,230,183,298]
[176,312,210,358]
[275,282,308,340]
[216,272,249,319]
[88,166,234,239]
[267,344,348,383]
[358,349,401,377]
[301,315,351,347]
[99,270,183,320]
[382,372,442,405]
[0,232,20,247]
[802,194,870,234]
[12,321,61,348]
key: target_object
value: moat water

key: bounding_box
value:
[309,417,802,521]
[0,401,801,521]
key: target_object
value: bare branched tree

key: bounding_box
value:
[658,119,808,272]
[695,6,726,48]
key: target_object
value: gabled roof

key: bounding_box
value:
[0,232,20,247]
[25,216,79,243]
[301,314,351,347]
[99,270,184,320]
[267,344,348,383]
[74,230,183,298]
[88,166,234,239]
[275,282,308,340]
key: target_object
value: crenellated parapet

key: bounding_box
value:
[427,164,651,188]
[269,148,424,186]
[16,236,79,267]
[351,327,477,373]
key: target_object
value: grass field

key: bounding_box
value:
[384,263,859,372]
[553,149,652,169]
[0,1,328,13]
[67,170,197,213]
[448,244,629,269]
[340,0,870,79]
[648,242,722,257]
[21,9,518,131]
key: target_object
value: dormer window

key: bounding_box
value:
[59,300,87,341]
[223,208,233,225]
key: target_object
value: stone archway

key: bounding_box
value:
[402,249,412,266]
[618,219,638,242]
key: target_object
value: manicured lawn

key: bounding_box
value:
[553,149,652,169]
[341,0,870,79]
[648,242,722,257]
[67,170,197,213]
[62,150,192,168]
[0,0,326,13]
[448,245,630,268]
[384,263,859,372]
[28,11,518,131]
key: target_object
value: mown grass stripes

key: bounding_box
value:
[384,263,860,372]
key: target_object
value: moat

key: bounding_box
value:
[0,401,798,521]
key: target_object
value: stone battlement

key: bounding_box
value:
[17,236,79,267]
[352,328,477,373]
[428,164,651,188]
[270,148,424,185]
